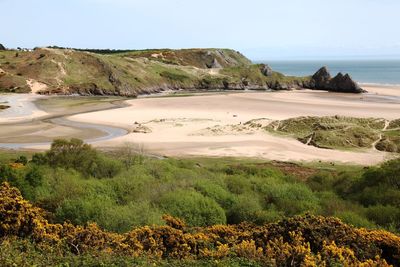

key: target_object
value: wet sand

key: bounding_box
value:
[0,94,128,149]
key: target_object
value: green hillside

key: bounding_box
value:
[0,47,315,96]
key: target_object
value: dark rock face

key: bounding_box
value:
[329,73,364,93]
[309,67,365,93]
[311,66,331,89]
[260,64,273,76]
[0,44,5,50]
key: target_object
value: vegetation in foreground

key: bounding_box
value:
[1,182,399,266]
[0,139,399,233]
[0,138,399,265]
[266,116,400,153]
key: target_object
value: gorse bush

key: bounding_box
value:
[0,183,399,266]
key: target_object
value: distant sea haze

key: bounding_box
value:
[257,60,400,86]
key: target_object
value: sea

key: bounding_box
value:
[257,60,400,86]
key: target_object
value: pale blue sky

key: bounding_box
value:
[1,0,400,60]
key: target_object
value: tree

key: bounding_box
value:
[46,138,98,176]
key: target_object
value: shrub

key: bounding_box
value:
[307,171,335,192]
[335,211,376,229]
[25,165,43,188]
[365,205,400,230]
[89,155,122,179]
[225,175,251,194]
[317,191,352,216]
[31,153,48,165]
[44,139,121,178]
[194,179,235,209]
[14,156,28,165]
[261,182,320,216]
[228,194,282,224]
[158,190,226,226]
[0,164,18,183]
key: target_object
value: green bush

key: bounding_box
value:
[0,164,18,183]
[25,165,43,187]
[227,194,282,224]
[307,171,335,192]
[55,194,116,226]
[158,190,226,226]
[317,191,353,216]
[225,175,251,194]
[261,182,320,216]
[31,153,48,165]
[335,211,376,229]
[365,205,400,230]
[14,156,28,165]
[89,154,123,179]
[194,179,235,209]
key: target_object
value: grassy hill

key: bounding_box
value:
[0,47,311,96]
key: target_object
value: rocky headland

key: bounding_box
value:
[0,45,364,96]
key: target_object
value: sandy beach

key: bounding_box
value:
[1,85,399,164]
[65,86,400,165]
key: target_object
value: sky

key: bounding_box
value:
[1,0,400,60]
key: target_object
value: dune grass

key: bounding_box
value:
[265,116,389,151]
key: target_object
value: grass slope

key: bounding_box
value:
[265,116,400,152]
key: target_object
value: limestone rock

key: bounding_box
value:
[329,73,364,93]
[260,64,273,76]
[208,58,222,69]
[310,67,365,93]
[311,66,331,89]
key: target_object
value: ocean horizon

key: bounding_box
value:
[256,60,400,86]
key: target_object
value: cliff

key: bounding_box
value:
[0,47,364,96]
